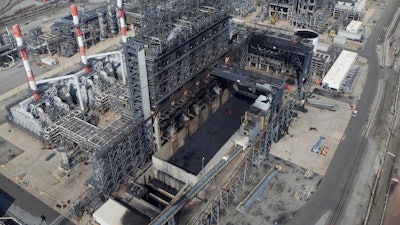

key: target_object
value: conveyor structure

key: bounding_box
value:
[150,145,244,225]
[236,166,280,213]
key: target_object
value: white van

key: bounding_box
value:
[352,110,358,117]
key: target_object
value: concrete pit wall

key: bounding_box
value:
[151,156,198,187]
[152,89,231,186]
[156,89,231,160]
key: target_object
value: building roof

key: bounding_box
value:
[322,50,358,90]
[346,20,363,33]
[337,0,356,3]
[93,199,127,225]
[93,199,148,225]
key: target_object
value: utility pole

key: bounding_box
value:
[201,157,205,176]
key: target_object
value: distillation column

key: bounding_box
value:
[107,0,118,35]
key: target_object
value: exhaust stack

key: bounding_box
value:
[117,0,127,43]
[71,4,90,73]
[12,24,41,101]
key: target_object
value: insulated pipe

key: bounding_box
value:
[85,50,121,59]
[117,0,127,43]
[74,76,85,111]
[71,4,90,74]
[12,24,41,101]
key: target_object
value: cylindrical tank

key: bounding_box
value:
[295,29,319,53]
[97,11,107,40]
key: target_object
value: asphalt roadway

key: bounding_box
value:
[0,172,72,225]
[286,0,400,225]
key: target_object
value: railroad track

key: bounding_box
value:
[0,0,12,17]
[0,0,69,30]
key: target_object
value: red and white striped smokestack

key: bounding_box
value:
[12,24,41,101]
[71,4,79,26]
[117,0,127,43]
[71,4,90,74]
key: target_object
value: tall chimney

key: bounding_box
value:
[71,4,90,74]
[12,24,41,101]
[117,0,127,43]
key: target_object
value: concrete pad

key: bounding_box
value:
[219,156,323,225]
[0,123,44,154]
[53,168,68,181]
[0,137,23,165]
[270,95,352,175]
[0,123,92,213]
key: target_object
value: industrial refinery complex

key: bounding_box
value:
[0,0,400,225]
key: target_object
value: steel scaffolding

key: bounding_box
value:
[246,31,314,85]
[129,10,229,108]
[91,120,154,196]
[125,0,231,154]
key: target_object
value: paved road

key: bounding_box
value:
[286,0,400,225]
[0,173,72,224]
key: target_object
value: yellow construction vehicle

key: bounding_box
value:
[329,29,337,37]
[271,10,278,24]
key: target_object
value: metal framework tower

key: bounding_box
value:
[125,42,151,121]
[125,0,230,151]
[91,120,155,195]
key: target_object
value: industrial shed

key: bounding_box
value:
[346,20,363,33]
[322,50,358,91]
[93,199,148,225]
